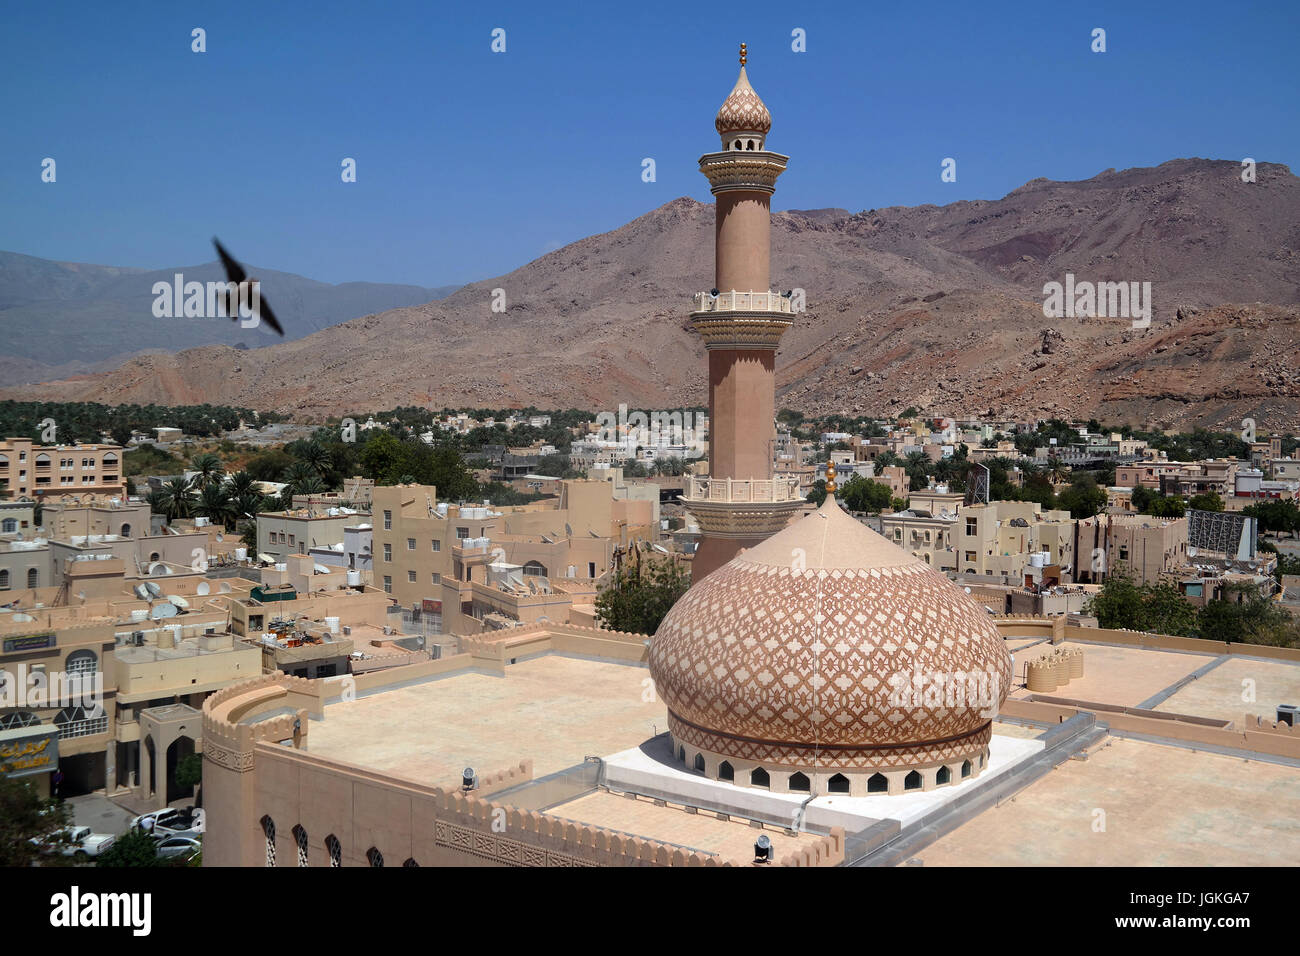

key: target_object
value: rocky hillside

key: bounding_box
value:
[6,159,1298,431]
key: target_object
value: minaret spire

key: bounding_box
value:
[682,47,808,583]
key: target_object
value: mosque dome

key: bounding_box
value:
[714,45,772,150]
[649,494,1013,793]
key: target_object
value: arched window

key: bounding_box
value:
[867,773,888,794]
[120,523,131,536]
[0,569,8,590]
[261,816,276,867]
[292,824,308,867]
[149,552,160,562]
[402,858,419,868]
[0,711,40,730]
[66,650,97,675]
[828,773,850,794]
[325,834,341,867]
[27,568,38,588]
[693,753,705,773]
[677,745,685,762]
[522,560,547,577]
[750,767,770,789]
[366,847,384,868]
[718,760,734,782]
[1,518,15,533]
[904,771,922,790]
[936,765,951,785]
[35,453,50,466]
[961,759,972,778]
[54,705,106,738]
[788,772,810,793]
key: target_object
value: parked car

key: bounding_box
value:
[31,825,117,860]
[154,835,201,862]
[131,806,203,838]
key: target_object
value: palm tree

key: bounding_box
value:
[281,462,316,494]
[156,477,194,520]
[298,443,332,477]
[190,453,224,489]
[226,470,258,499]
[196,483,237,531]
[1047,454,1071,485]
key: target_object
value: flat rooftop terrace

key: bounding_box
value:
[914,736,1300,866]
[1008,640,1219,708]
[306,654,665,784]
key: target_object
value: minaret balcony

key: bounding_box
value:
[691,289,796,314]
[689,290,799,350]
[698,150,788,194]
[680,476,806,538]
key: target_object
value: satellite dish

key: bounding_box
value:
[196,582,210,596]
[144,581,163,598]
[76,590,86,602]
[964,586,972,594]
[12,613,35,623]
[167,594,190,610]
[218,581,232,593]
[1187,546,1198,558]
[150,603,178,620]
[147,563,166,577]
[215,532,224,543]
[133,583,152,600]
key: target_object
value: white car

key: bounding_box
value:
[131,806,204,838]
[154,835,201,862]
[33,826,117,860]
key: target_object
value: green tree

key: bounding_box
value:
[595,557,690,635]
[1187,491,1224,513]
[195,483,237,531]
[96,828,160,868]
[175,752,202,796]
[189,452,224,489]
[0,773,73,866]
[1057,476,1108,519]
[154,477,194,520]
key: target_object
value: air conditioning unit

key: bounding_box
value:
[342,625,352,636]
[132,631,145,646]
[1277,704,1299,727]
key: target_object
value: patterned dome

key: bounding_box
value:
[649,496,1012,774]
[715,65,772,139]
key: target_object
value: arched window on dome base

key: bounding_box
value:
[936,765,951,785]
[867,773,888,794]
[718,761,734,782]
[961,759,972,778]
[828,773,850,794]
[750,767,770,789]
[904,771,922,791]
[693,753,705,774]
[788,772,810,793]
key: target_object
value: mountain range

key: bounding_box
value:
[0,250,461,385]
[4,158,1298,432]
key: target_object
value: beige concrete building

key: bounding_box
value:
[0,439,125,501]
[257,507,358,562]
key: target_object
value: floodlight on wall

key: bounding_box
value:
[753,834,772,865]
[462,767,478,791]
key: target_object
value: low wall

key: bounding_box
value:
[1001,697,1300,761]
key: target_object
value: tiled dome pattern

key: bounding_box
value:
[715,67,772,135]
[650,547,1012,769]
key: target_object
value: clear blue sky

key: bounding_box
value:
[2,0,1296,287]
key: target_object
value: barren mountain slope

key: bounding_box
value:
[6,159,1298,431]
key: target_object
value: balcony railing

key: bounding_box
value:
[692,290,796,314]
[683,475,803,504]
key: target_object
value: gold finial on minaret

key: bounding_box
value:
[739,42,747,66]
[825,460,837,496]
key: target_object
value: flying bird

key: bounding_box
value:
[211,238,285,336]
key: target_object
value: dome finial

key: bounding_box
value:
[826,460,837,496]
[739,42,747,66]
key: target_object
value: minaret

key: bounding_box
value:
[684,44,805,582]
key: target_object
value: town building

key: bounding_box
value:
[0,439,126,501]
